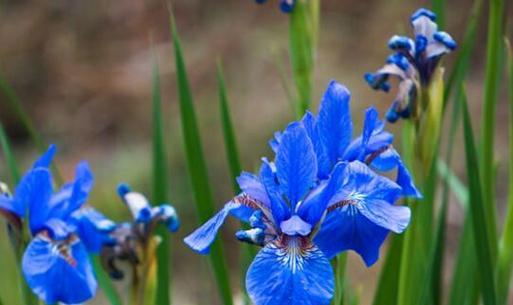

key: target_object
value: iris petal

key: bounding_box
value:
[260,158,291,224]
[184,201,251,254]
[237,172,271,208]
[317,81,353,168]
[275,122,317,207]
[32,145,56,169]
[22,235,97,304]
[246,242,334,305]
[72,207,116,253]
[315,207,388,266]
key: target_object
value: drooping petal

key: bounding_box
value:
[275,122,317,207]
[72,207,116,253]
[184,201,252,254]
[246,242,334,305]
[297,162,346,226]
[151,204,180,232]
[32,145,57,169]
[117,184,152,223]
[22,235,97,304]
[315,206,388,266]
[317,81,352,168]
[44,218,75,240]
[357,199,411,233]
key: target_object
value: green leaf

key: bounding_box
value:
[170,14,233,305]
[444,0,482,106]
[371,235,403,305]
[289,0,315,117]
[151,56,172,305]
[437,159,468,208]
[91,255,123,305]
[496,38,513,305]
[431,0,445,28]
[216,63,242,192]
[0,122,20,184]
[462,94,497,305]
[332,254,347,305]
[480,0,505,257]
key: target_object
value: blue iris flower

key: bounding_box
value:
[184,81,419,305]
[364,8,456,122]
[0,145,109,304]
[255,0,295,13]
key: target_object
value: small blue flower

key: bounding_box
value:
[365,8,456,122]
[184,81,418,305]
[0,145,102,304]
[255,0,295,13]
[98,184,180,280]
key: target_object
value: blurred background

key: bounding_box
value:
[0,0,511,304]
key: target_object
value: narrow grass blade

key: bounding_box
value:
[0,122,20,184]
[216,62,257,305]
[496,38,513,305]
[150,56,172,305]
[170,14,233,305]
[431,0,445,28]
[462,95,497,305]
[437,160,468,208]
[444,0,482,106]
[289,0,315,117]
[0,72,45,151]
[333,254,348,305]
[0,122,39,305]
[216,63,242,191]
[371,235,403,305]
[480,0,505,256]
[91,255,123,305]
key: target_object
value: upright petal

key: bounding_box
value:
[22,235,97,304]
[301,112,330,178]
[275,122,317,207]
[26,169,54,235]
[260,158,290,224]
[246,242,334,305]
[32,145,57,169]
[297,162,346,226]
[317,81,352,168]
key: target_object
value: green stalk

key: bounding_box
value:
[371,235,403,305]
[289,0,317,117]
[333,254,347,305]
[92,256,123,305]
[462,96,497,305]
[151,56,172,305]
[170,13,233,305]
[496,38,513,305]
[216,62,257,305]
[480,0,504,259]
[431,0,445,28]
[0,122,39,305]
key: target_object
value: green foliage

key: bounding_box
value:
[91,256,123,305]
[496,38,513,305]
[289,0,316,117]
[0,123,20,184]
[151,56,172,305]
[170,14,233,305]
[462,94,497,305]
[371,235,403,305]
[480,0,504,256]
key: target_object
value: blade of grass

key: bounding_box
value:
[0,122,40,305]
[480,0,504,259]
[216,62,257,305]
[333,254,347,305]
[289,0,315,117]
[496,38,513,305]
[91,255,123,305]
[371,235,403,305]
[444,0,482,106]
[462,94,497,305]
[170,13,233,305]
[431,0,445,28]
[0,122,20,184]
[437,160,468,208]
[151,55,172,305]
